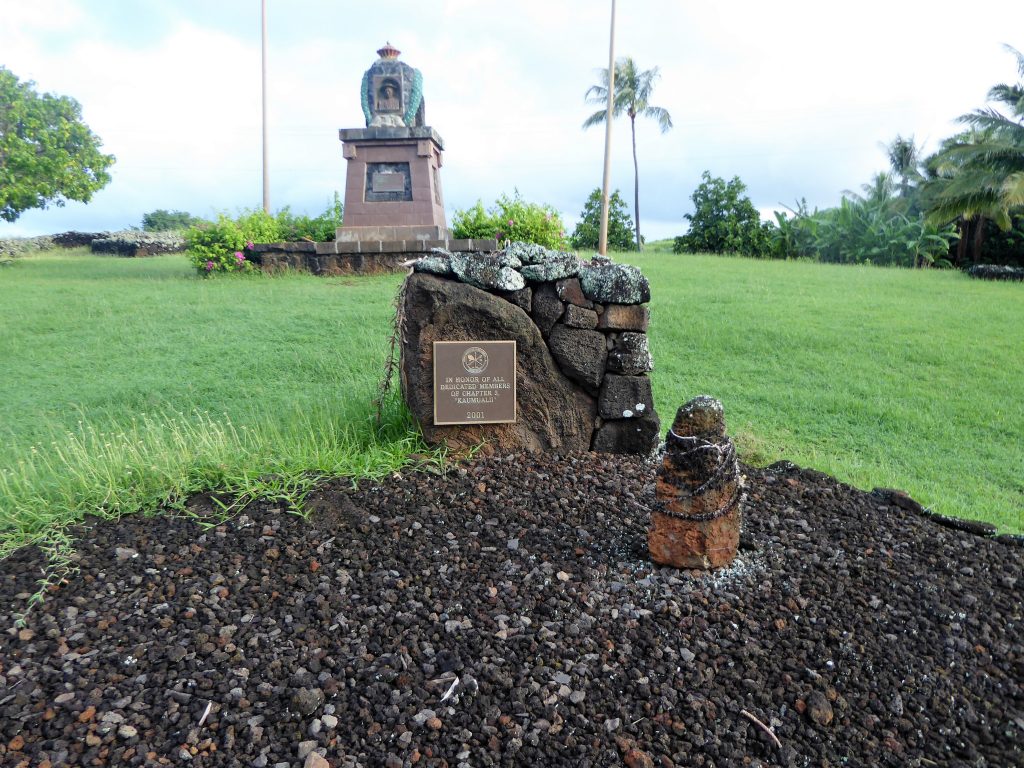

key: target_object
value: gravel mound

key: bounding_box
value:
[2,453,1021,767]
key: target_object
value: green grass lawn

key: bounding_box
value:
[0,250,424,555]
[1,248,1021,559]
[627,250,1023,533]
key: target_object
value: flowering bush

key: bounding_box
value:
[452,191,567,250]
[185,213,267,275]
[184,195,344,276]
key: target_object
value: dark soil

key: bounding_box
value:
[2,453,1021,768]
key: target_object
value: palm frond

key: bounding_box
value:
[582,109,608,130]
[1001,171,1024,208]
[642,105,673,133]
[583,83,609,105]
[1002,43,1024,79]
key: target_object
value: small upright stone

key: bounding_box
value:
[648,396,743,569]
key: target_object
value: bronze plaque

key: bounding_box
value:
[372,172,406,193]
[365,162,411,202]
[433,341,517,425]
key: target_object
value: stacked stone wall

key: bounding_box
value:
[401,242,660,455]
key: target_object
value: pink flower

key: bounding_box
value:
[234,251,245,262]
[204,260,215,271]
[245,241,255,250]
[507,219,514,226]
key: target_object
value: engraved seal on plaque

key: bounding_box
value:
[462,347,489,375]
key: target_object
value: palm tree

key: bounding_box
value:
[583,57,672,250]
[882,134,923,199]
[925,45,1024,261]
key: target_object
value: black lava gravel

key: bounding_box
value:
[2,453,1021,768]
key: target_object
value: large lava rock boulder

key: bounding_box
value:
[400,273,596,455]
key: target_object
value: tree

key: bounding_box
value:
[882,134,924,200]
[924,45,1024,262]
[0,67,115,222]
[674,171,771,257]
[142,209,203,232]
[583,57,672,251]
[571,188,636,251]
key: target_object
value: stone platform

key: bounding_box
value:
[250,238,500,276]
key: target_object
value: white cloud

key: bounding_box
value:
[3,1,1024,238]
[1,0,84,31]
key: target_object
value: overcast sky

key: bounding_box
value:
[3,0,1023,241]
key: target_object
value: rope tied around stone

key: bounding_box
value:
[651,430,743,522]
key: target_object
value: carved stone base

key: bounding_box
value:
[648,508,742,570]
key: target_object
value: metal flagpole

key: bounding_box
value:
[261,0,270,213]
[598,0,616,256]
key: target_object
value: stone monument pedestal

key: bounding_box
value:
[250,44,500,275]
[337,126,448,244]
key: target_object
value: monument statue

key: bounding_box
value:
[337,44,448,241]
[360,43,425,128]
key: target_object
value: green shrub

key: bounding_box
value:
[674,171,772,257]
[451,201,497,239]
[571,188,636,251]
[185,212,272,275]
[452,191,568,249]
[276,192,344,243]
[184,195,344,275]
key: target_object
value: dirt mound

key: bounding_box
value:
[2,454,1020,767]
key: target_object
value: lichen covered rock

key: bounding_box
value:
[451,252,526,291]
[504,241,550,265]
[414,250,454,276]
[519,251,580,282]
[579,261,651,304]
